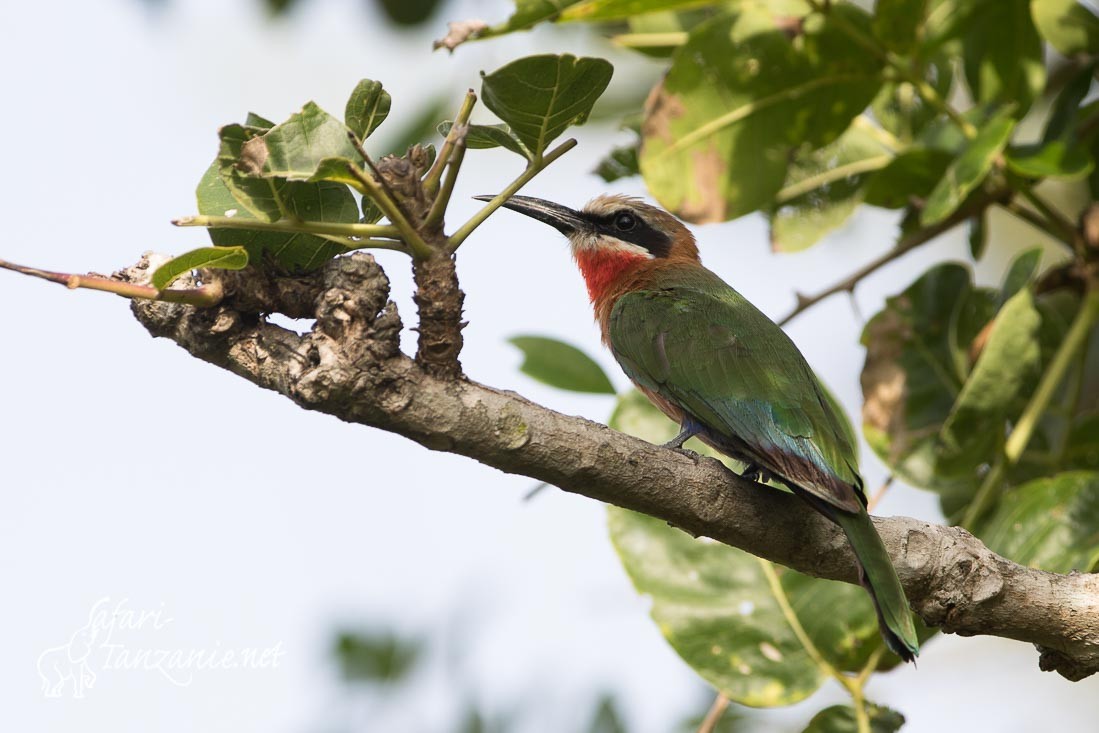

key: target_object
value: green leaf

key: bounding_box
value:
[640,5,883,223]
[981,471,1099,572]
[307,157,369,191]
[150,246,249,290]
[217,123,284,222]
[938,289,1043,463]
[1031,0,1099,55]
[594,143,640,183]
[196,160,358,272]
[607,392,885,706]
[333,631,421,684]
[437,120,531,158]
[873,0,929,53]
[344,79,392,140]
[509,336,617,394]
[920,112,1015,226]
[481,54,613,156]
[560,0,713,22]
[999,247,1042,305]
[769,124,890,252]
[861,264,996,510]
[1044,62,1096,144]
[871,56,953,141]
[452,0,585,44]
[260,102,361,180]
[1005,141,1093,180]
[963,0,1045,115]
[863,149,952,210]
[802,704,905,733]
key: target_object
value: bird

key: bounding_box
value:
[479,192,919,662]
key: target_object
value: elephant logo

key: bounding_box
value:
[37,600,108,698]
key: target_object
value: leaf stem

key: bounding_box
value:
[0,257,224,306]
[174,214,401,240]
[758,559,842,683]
[1000,199,1074,249]
[445,138,578,252]
[343,162,435,260]
[425,122,469,230]
[696,693,729,733]
[1019,185,1080,250]
[424,89,477,197]
[779,192,1002,326]
[963,286,1099,526]
[611,32,689,49]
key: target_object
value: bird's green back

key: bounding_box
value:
[608,263,865,513]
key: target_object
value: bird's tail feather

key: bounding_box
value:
[788,486,919,662]
[832,507,919,662]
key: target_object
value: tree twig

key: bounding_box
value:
[0,256,223,306]
[779,193,1002,326]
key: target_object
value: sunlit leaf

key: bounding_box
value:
[509,336,617,394]
[261,102,360,180]
[1005,141,1093,180]
[481,54,613,156]
[1031,0,1099,56]
[640,4,883,223]
[561,0,713,22]
[920,111,1015,226]
[769,124,889,252]
[938,289,1043,464]
[150,246,249,290]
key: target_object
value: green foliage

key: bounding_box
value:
[437,121,531,159]
[151,246,248,289]
[802,704,904,733]
[981,472,1099,573]
[481,54,613,157]
[509,336,617,394]
[920,112,1015,226]
[639,4,882,223]
[860,251,1099,521]
[1031,0,1099,56]
[345,79,392,140]
[334,631,421,683]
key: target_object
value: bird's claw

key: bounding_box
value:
[740,464,773,483]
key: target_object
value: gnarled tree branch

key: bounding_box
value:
[124,252,1099,682]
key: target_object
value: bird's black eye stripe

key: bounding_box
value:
[587,209,673,258]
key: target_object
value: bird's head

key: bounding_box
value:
[478,193,699,305]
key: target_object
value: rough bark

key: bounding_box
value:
[125,252,1099,681]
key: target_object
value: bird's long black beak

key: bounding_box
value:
[473,194,586,236]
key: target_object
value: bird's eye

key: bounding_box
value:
[613,211,637,231]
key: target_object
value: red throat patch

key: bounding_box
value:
[573,248,648,304]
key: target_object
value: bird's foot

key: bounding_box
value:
[740,464,773,484]
[662,423,699,451]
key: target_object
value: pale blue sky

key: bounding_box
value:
[0,1,1095,731]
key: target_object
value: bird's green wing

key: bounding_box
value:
[608,266,864,513]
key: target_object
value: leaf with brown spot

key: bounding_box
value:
[639,4,883,223]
